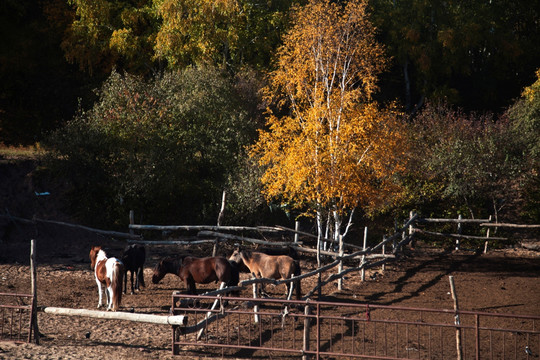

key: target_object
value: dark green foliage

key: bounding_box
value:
[403,102,528,221]
[42,67,262,227]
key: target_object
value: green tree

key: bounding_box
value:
[43,67,260,227]
[60,0,302,74]
[371,0,540,112]
[405,102,526,221]
[61,0,157,75]
[505,69,540,222]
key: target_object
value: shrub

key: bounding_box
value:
[42,67,262,227]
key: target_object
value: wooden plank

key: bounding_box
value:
[417,218,490,224]
[414,228,507,241]
[480,223,540,228]
[198,230,294,246]
[127,239,216,245]
[0,215,140,239]
[129,224,283,232]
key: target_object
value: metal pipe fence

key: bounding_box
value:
[0,292,35,343]
[171,294,539,359]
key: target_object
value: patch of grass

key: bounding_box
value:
[0,143,41,161]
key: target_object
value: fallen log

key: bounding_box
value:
[39,307,187,326]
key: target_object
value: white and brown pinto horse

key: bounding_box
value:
[89,246,124,311]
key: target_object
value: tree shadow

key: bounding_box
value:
[364,249,482,305]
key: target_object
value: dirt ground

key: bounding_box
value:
[1,158,539,359]
[0,222,538,360]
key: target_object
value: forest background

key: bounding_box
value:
[0,0,538,244]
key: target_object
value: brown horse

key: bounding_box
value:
[152,256,239,295]
[228,249,302,300]
[89,246,124,311]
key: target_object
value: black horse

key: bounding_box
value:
[121,244,146,294]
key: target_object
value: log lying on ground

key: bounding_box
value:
[39,307,187,326]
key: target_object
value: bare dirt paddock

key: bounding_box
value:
[0,219,539,360]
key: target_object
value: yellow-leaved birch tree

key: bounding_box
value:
[252,0,408,247]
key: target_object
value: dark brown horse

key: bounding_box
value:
[121,244,146,294]
[228,249,301,300]
[152,256,239,295]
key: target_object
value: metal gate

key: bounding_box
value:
[0,292,35,343]
[171,294,539,359]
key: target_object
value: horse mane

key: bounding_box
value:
[240,250,254,261]
[161,257,183,270]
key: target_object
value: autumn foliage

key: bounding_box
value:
[252,0,408,237]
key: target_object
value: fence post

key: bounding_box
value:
[456,214,462,250]
[30,239,39,344]
[394,219,398,251]
[129,210,134,236]
[252,283,260,324]
[361,227,367,281]
[337,235,344,290]
[449,276,463,360]
[303,304,311,360]
[484,215,492,254]
[217,190,226,227]
[409,211,415,248]
[382,236,386,273]
[294,221,300,244]
[212,239,218,257]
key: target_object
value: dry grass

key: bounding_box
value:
[0,143,40,160]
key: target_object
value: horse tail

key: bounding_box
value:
[112,261,124,311]
[139,246,146,288]
[293,260,302,300]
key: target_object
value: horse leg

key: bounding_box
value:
[130,270,135,294]
[96,281,104,309]
[133,268,138,291]
[255,273,269,298]
[186,277,197,296]
[105,284,112,311]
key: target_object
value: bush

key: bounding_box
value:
[42,67,262,227]
[403,102,526,221]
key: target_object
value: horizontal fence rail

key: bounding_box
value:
[171,294,540,359]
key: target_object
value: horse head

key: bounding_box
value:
[152,259,167,284]
[228,249,252,273]
[89,245,102,270]
[152,258,182,284]
[228,249,243,266]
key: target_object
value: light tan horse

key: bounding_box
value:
[229,249,301,300]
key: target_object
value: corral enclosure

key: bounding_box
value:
[1,158,539,359]
[0,217,539,359]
